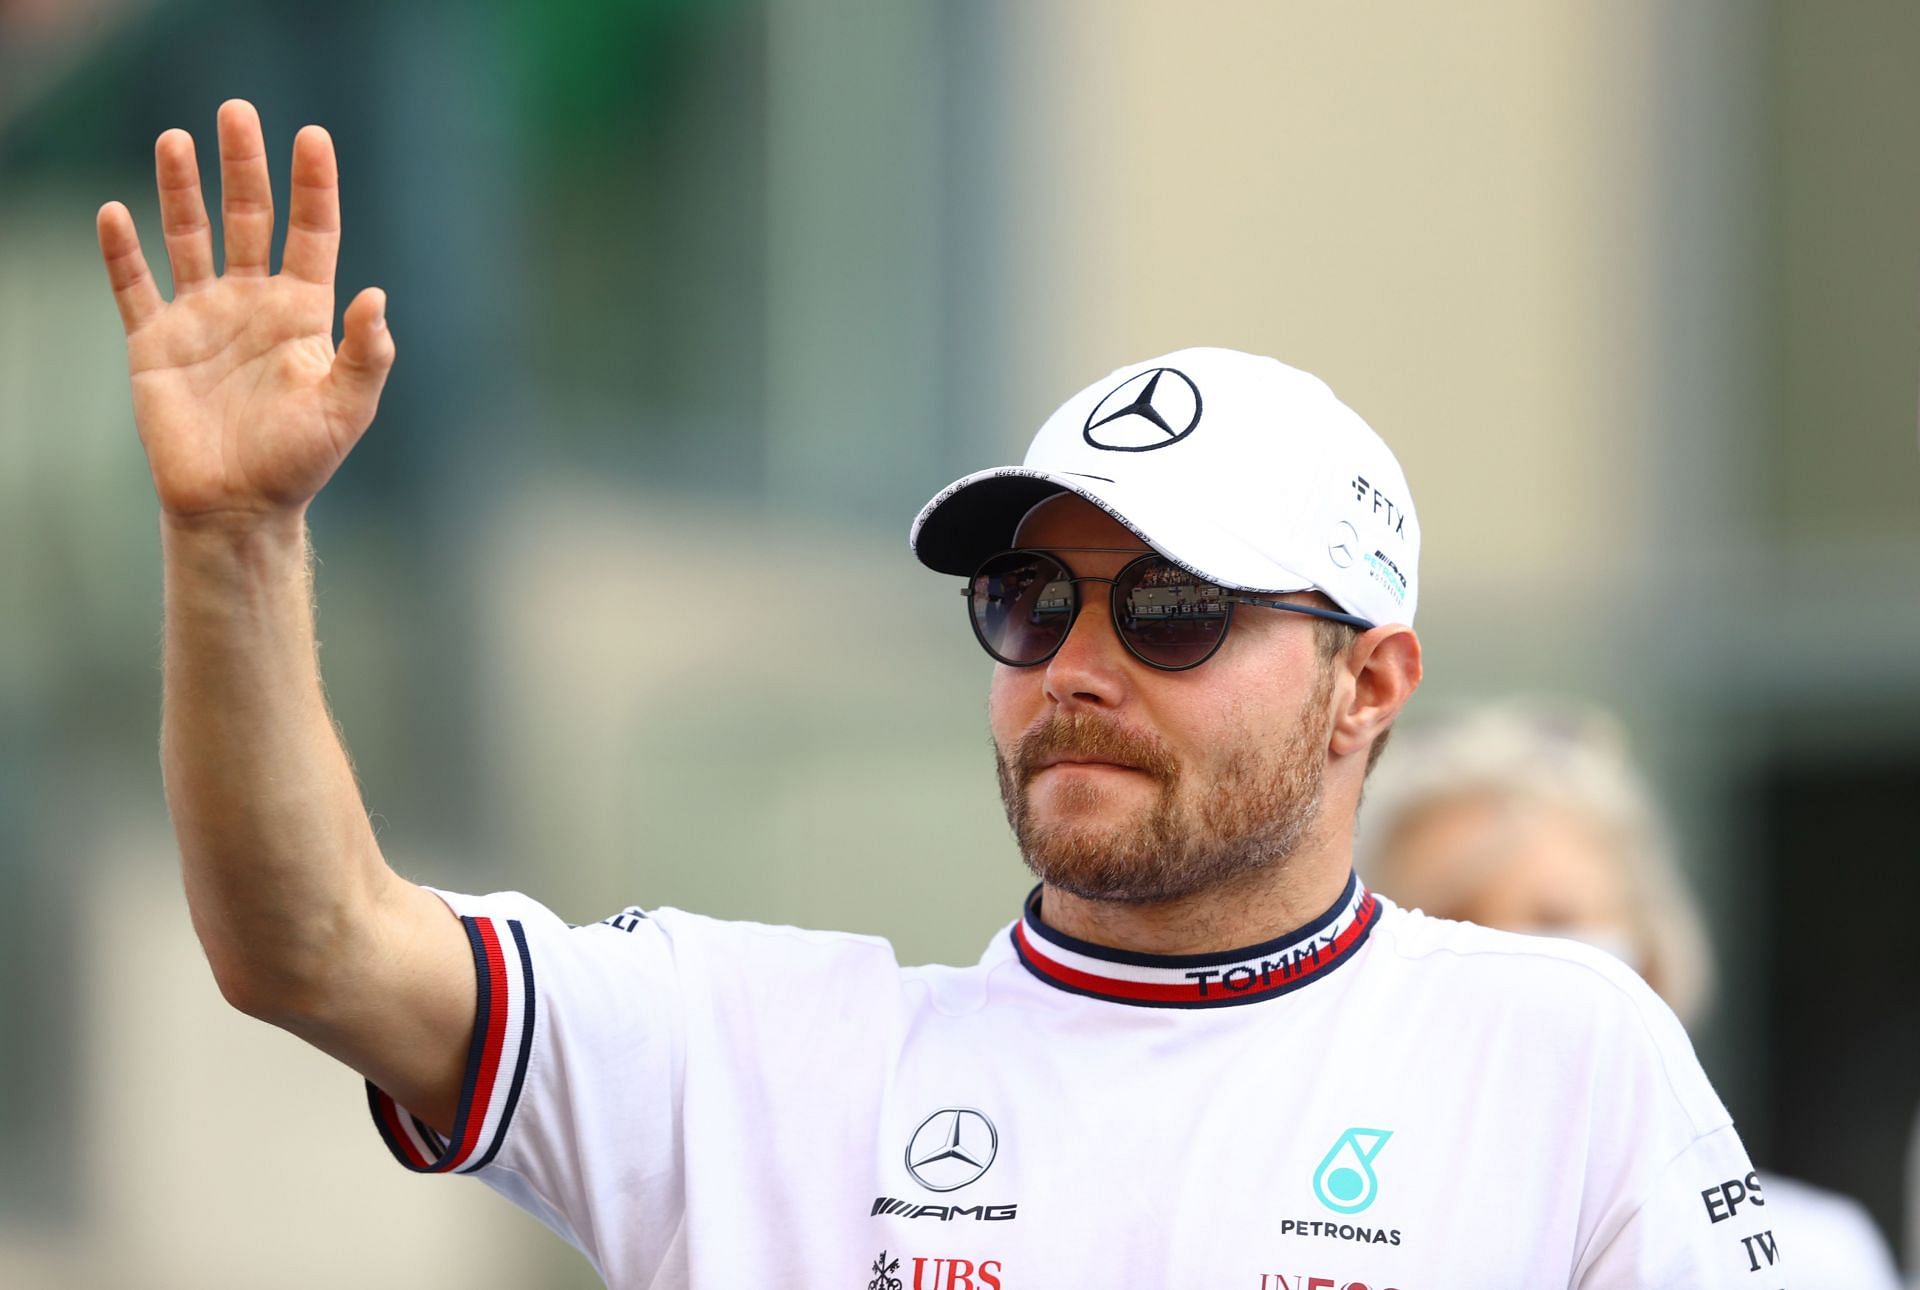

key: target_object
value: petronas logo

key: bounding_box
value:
[1312,1127,1392,1214]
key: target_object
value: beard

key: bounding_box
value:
[994,668,1334,905]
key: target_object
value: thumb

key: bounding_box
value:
[326,287,396,430]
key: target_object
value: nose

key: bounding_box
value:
[1041,584,1132,708]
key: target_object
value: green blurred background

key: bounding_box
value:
[2,1,1917,1285]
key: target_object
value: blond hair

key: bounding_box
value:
[1358,700,1714,1027]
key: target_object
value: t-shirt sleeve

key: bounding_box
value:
[1575,1126,1787,1288]
[1557,952,1786,1288]
[363,888,686,1270]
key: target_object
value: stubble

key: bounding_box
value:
[994,669,1334,904]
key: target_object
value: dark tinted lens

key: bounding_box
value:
[1115,558,1231,668]
[970,552,1076,665]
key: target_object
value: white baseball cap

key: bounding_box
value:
[910,346,1421,627]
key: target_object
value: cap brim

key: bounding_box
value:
[910,467,1315,595]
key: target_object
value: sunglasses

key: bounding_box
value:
[964,548,1376,672]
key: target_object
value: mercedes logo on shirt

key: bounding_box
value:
[1082,367,1202,451]
[904,1108,999,1192]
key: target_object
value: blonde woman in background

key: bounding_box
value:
[1360,701,1903,1287]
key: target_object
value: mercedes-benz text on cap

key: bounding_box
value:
[910,346,1421,627]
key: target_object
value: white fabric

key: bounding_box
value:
[910,347,1422,626]
[1761,1175,1900,1288]
[375,890,1786,1289]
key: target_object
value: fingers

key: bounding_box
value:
[217,99,275,277]
[155,128,215,292]
[96,202,165,333]
[282,125,340,286]
[325,287,397,430]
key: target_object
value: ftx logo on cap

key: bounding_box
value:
[910,346,1421,629]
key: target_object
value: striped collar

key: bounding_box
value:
[1010,871,1380,1008]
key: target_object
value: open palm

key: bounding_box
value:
[97,99,395,520]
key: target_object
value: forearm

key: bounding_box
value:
[160,508,393,1015]
[104,107,473,1126]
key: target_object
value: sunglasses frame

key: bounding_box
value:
[963,547,1377,672]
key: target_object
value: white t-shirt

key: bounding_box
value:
[1761,1176,1899,1288]
[367,874,1787,1289]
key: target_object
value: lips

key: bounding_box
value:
[1034,756,1141,773]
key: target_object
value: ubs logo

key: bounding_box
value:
[868,1250,1005,1290]
[905,1108,998,1192]
[1083,367,1203,451]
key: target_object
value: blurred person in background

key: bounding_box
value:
[97,98,1786,1287]
[1361,700,1905,1288]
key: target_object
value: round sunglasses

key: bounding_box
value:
[964,548,1375,672]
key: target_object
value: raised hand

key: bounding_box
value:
[97,99,395,521]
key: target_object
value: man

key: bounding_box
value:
[1362,702,1901,1287]
[98,101,1784,1288]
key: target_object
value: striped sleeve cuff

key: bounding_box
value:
[367,914,536,1174]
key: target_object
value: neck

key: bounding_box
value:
[1036,843,1357,957]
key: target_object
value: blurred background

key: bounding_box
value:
[2,0,1917,1285]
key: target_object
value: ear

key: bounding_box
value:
[1329,625,1423,760]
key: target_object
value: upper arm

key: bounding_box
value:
[327,902,890,1280]
[272,875,475,1136]
[1575,1126,1782,1287]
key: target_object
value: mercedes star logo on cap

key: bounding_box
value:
[904,1107,999,1192]
[1327,520,1359,569]
[1082,367,1202,452]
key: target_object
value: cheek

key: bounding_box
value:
[1192,662,1306,748]
[1215,627,1326,714]
[987,666,1036,747]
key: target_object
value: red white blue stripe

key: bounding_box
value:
[1012,871,1379,1008]
[368,915,535,1173]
